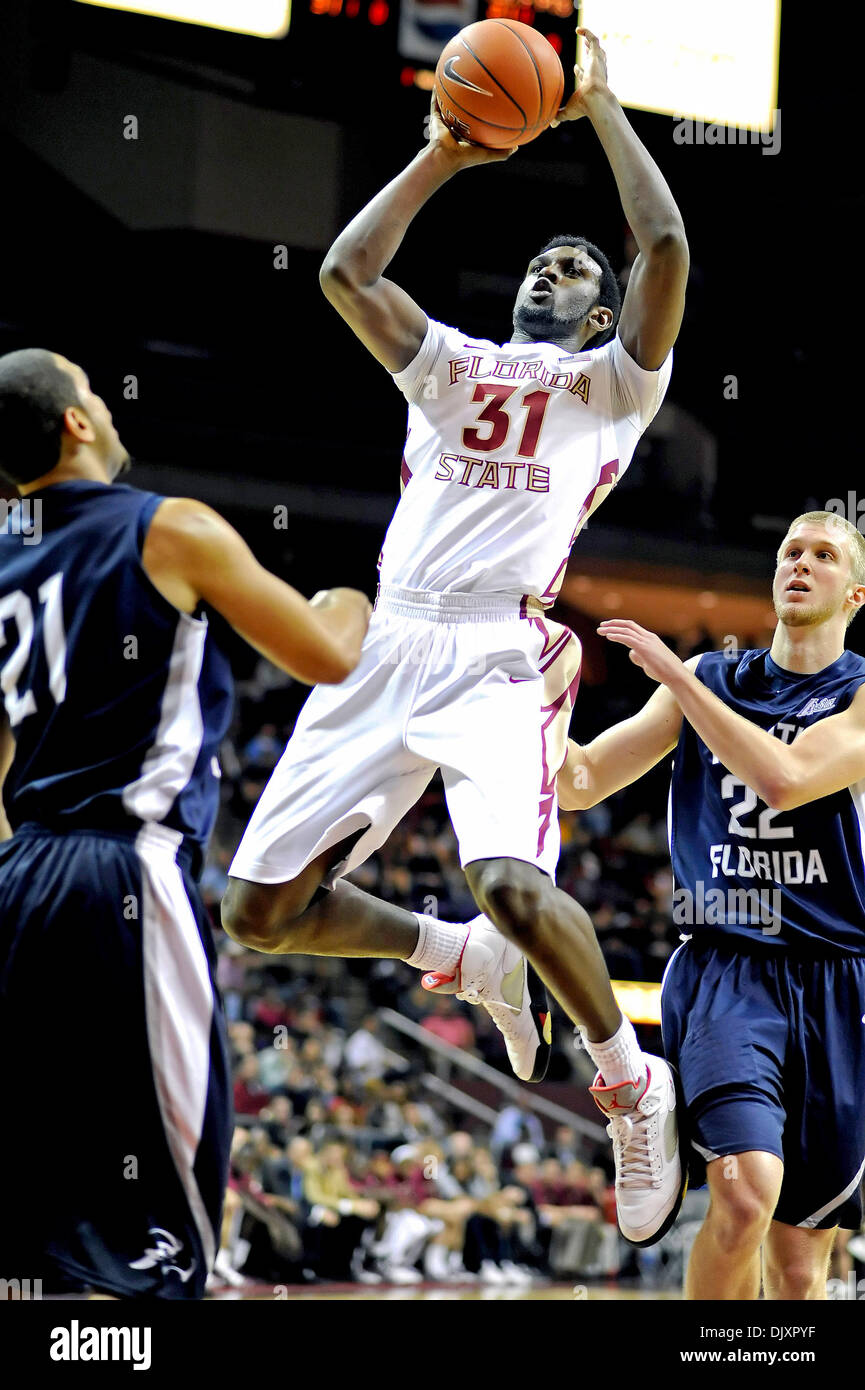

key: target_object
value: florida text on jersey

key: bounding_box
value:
[670,648,865,953]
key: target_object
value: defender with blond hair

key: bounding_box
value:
[558,511,865,1299]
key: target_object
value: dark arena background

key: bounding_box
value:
[1,0,863,1360]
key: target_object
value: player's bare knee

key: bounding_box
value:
[220,881,275,949]
[468,859,549,947]
[765,1258,824,1300]
[707,1177,774,1251]
[221,876,307,951]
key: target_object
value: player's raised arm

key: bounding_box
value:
[0,707,14,841]
[142,498,371,685]
[599,619,865,811]
[557,677,685,811]
[319,98,516,374]
[554,28,688,369]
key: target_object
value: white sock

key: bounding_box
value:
[405,912,469,974]
[579,1015,647,1088]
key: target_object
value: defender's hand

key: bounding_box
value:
[598,619,685,687]
[551,27,611,127]
[427,94,518,167]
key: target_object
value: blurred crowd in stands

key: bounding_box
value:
[221,1050,624,1288]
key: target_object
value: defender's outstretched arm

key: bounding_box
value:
[142,498,371,686]
[557,675,685,811]
[600,619,865,810]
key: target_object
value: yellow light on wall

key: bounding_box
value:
[611,980,662,1026]
[579,0,781,133]
[74,1,291,39]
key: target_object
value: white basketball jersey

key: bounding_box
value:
[378,319,672,604]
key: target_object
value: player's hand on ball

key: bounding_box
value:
[427,94,518,166]
[551,27,610,127]
[597,619,685,686]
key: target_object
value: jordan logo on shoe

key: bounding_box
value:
[606,1088,637,1112]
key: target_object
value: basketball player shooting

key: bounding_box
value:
[558,512,865,1297]
[0,348,371,1299]
[224,29,689,1245]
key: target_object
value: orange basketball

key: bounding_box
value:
[434,19,565,150]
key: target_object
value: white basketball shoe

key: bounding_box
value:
[421,915,552,1083]
[590,1056,687,1246]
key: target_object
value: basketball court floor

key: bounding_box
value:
[205,1280,681,1301]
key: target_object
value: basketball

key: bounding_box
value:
[434,19,565,150]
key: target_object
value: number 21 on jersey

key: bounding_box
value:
[0,573,68,726]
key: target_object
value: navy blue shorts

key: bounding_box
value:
[0,825,232,1299]
[662,936,865,1230]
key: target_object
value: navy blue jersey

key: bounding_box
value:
[0,480,233,871]
[669,647,865,954]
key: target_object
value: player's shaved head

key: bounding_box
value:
[0,348,84,485]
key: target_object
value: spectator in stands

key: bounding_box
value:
[490,1111,544,1163]
[233,1053,270,1119]
[302,1141,380,1282]
[227,1019,256,1061]
[257,1032,298,1094]
[259,1094,295,1148]
[343,1014,396,1082]
[227,1134,304,1283]
[460,1146,536,1285]
[548,1125,582,1168]
[420,993,476,1051]
[401,1098,446,1141]
[217,940,257,1023]
[242,722,282,771]
[252,986,291,1035]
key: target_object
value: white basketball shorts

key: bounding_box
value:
[229,585,582,887]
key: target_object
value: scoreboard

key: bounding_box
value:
[306,0,577,98]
